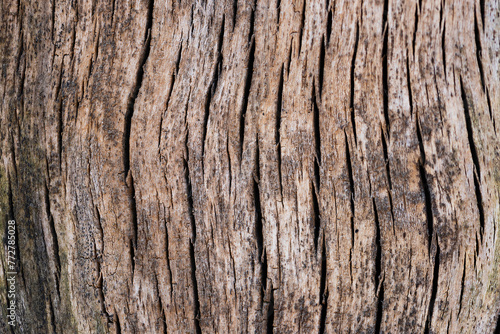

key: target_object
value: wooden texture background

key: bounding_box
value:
[0,0,499,333]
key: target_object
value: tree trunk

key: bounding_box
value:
[1,0,499,333]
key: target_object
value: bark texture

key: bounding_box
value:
[1,0,499,333]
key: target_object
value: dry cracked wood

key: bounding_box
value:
[0,0,499,333]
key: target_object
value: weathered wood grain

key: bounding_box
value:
[0,0,499,333]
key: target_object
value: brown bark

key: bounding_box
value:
[0,0,499,333]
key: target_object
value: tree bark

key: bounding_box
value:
[1,0,499,333]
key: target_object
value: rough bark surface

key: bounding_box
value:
[0,0,499,333]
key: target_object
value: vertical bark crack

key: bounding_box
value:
[457,255,466,317]
[460,78,484,240]
[318,234,328,334]
[298,0,306,55]
[350,22,359,144]
[267,284,275,334]
[372,199,384,334]
[276,65,284,199]
[406,51,413,116]
[44,181,61,297]
[190,241,202,334]
[425,244,440,334]
[318,36,325,99]
[240,16,254,160]
[381,0,390,138]
[474,9,485,92]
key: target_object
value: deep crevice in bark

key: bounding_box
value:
[276,65,284,199]
[425,244,440,334]
[372,199,384,334]
[248,6,255,44]
[458,255,466,317]
[350,22,359,144]
[473,11,485,92]
[460,77,481,179]
[124,0,153,175]
[164,216,174,300]
[232,0,237,30]
[318,234,328,334]
[175,41,183,75]
[240,31,254,160]
[474,172,485,241]
[313,86,321,164]
[298,0,306,56]
[381,128,392,190]
[381,0,390,137]
[486,88,495,132]
[267,285,275,334]
[406,55,414,120]
[190,241,202,334]
[412,4,418,57]
[312,180,321,253]
[48,295,57,333]
[326,8,332,45]
[419,164,433,254]
[345,131,355,221]
[254,137,263,261]
[276,0,281,24]
[460,79,485,240]
[318,36,325,98]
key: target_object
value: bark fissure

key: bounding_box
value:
[312,180,321,253]
[318,36,325,98]
[406,52,413,116]
[164,214,174,300]
[350,22,359,144]
[267,285,275,334]
[419,164,433,253]
[474,171,485,240]
[240,26,254,160]
[184,131,201,333]
[276,65,284,199]
[381,0,390,137]
[255,137,263,260]
[94,207,110,322]
[425,245,440,334]
[457,255,466,317]
[44,181,61,297]
[326,8,332,45]
[124,0,153,175]
[232,0,238,30]
[460,78,481,179]
[412,5,419,57]
[486,89,495,132]
[277,0,281,24]
[373,199,384,334]
[473,11,485,92]
[318,234,328,334]
[202,17,224,167]
[190,241,202,334]
[345,131,355,233]
[381,128,391,190]
[298,0,306,56]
